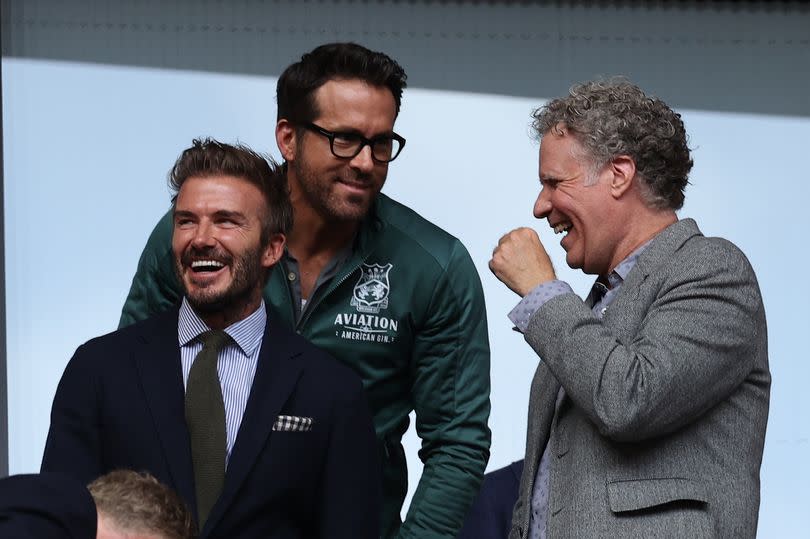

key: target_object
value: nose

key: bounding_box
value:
[191,220,216,248]
[533,187,552,219]
[349,144,375,174]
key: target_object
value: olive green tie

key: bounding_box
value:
[185,329,230,528]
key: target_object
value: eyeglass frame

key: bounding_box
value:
[302,122,406,163]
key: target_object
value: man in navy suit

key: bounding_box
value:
[41,139,380,538]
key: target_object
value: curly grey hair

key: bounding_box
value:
[532,79,692,210]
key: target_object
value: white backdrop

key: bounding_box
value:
[4,58,809,536]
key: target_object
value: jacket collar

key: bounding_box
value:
[598,218,702,325]
[630,218,702,283]
[354,193,386,255]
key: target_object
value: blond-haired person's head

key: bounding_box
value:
[88,470,196,539]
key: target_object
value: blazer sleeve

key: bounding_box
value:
[119,209,182,328]
[524,238,766,442]
[317,377,381,539]
[41,344,105,482]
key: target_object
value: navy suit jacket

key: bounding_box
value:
[0,473,96,539]
[41,307,380,539]
[458,460,523,539]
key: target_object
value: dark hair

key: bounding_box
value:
[532,78,693,210]
[169,138,293,242]
[88,470,196,539]
[276,42,407,124]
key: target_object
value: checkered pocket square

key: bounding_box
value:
[272,415,314,432]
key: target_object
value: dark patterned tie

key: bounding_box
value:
[587,279,610,309]
[185,329,230,528]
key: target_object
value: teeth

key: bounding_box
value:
[191,260,224,268]
[553,223,572,235]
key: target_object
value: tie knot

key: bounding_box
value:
[591,281,609,304]
[199,330,231,352]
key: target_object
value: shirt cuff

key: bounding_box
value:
[508,280,574,332]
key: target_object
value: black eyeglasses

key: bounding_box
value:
[303,122,406,163]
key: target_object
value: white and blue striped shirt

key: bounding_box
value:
[178,297,265,465]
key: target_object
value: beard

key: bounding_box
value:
[175,244,265,316]
[290,147,383,222]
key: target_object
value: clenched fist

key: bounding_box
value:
[489,227,556,297]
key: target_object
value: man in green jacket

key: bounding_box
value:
[119,42,491,539]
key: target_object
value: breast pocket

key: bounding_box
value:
[607,478,715,538]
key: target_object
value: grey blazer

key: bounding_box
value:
[509,219,770,539]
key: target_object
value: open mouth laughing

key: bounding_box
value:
[190,259,226,273]
[553,222,572,236]
[182,249,232,281]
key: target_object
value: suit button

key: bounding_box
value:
[287,272,297,281]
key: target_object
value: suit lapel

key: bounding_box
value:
[132,308,197,511]
[523,363,560,486]
[515,361,560,534]
[204,317,305,534]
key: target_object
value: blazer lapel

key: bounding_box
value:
[513,361,560,534]
[203,317,306,534]
[523,365,559,481]
[132,308,197,514]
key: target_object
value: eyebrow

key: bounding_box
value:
[173,209,248,221]
[212,210,248,221]
[173,209,194,220]
[329,126,396,138]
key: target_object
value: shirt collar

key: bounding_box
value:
[604,237,655,289]
[177,297,267,356]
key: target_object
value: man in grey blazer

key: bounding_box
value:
[489,79,770,538]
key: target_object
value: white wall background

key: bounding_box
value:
[4,56,809,536]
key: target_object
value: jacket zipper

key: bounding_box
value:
[295,253,370,331]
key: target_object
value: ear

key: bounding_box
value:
[608,155,636,199]
[261,233,286,269]
[276,119,297,162]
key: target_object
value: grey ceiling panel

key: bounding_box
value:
[2,1,809,113]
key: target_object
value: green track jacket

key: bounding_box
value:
[119,193,492,538]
